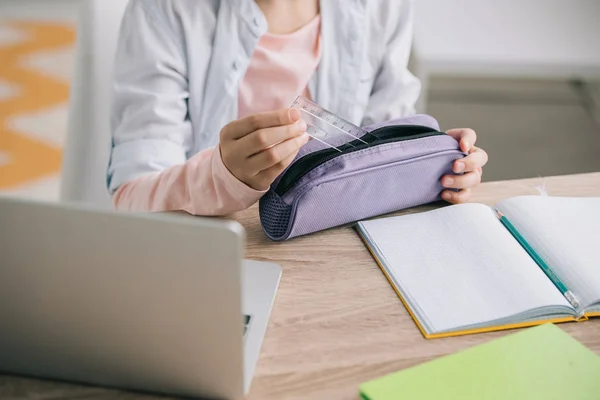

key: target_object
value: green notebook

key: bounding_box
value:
[360,324,600,400]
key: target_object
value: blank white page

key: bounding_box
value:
[496,196,600,309]
[359,203,570,333]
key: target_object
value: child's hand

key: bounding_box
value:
[220,108,310,191]
[441,128,489,204]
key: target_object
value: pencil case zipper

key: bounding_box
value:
[291,148,462,202]
[274,125,443,196]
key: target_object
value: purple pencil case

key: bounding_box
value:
[259,115,465,241]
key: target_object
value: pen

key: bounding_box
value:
[494,209,580,309]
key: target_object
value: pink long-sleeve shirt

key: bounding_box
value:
[113,16,322,215]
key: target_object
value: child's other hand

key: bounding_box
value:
[220,108,309,191]
[440,128,489,204]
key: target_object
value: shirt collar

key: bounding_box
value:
[230,0,268,36]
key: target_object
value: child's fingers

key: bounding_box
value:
[453,147,488,173]
[441,188,472,204]
[253,151,300,189]
[441,170,481,190]
[224,109,301,140]
[446,128,477,152]
[248,134,309,172]
[239,119,307,156]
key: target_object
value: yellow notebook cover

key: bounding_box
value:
[357,229,591,339]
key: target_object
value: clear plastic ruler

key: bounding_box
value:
[291,95,368,152]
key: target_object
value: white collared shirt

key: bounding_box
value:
[107,0,421,194]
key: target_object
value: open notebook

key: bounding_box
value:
[356,196,600,339]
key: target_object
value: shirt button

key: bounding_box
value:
[253,17,260,27]
[233,59,243,70]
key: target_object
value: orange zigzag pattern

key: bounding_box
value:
[0,21,75,189]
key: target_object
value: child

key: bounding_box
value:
[108,0,488,215]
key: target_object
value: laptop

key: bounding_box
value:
[0,197,281,400]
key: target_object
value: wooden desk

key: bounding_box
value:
[2,173,600,400]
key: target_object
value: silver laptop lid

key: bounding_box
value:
[0,197,246,399]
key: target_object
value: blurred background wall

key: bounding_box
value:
[0,0,77,200]
[0,0,599,203]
